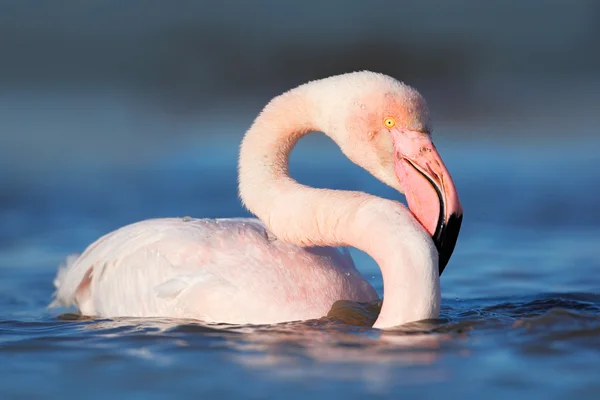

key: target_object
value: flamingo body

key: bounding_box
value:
[51,71,463,329]
[53,217,378,324]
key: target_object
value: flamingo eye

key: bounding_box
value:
[383,117,396,128]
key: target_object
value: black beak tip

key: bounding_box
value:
[435,212,463,276]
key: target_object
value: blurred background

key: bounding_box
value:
[1,1,599,170]
[1,0,599,274]
[0,1,599,283]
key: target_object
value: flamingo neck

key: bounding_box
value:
[238,86,440,329]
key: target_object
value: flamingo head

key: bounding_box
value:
[330,72,463,275]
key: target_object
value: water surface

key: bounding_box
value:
[1,121,599,399]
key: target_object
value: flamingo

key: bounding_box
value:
[51,71,463,329]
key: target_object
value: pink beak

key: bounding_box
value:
[391,129,463,275]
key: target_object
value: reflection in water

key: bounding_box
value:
[226,324,451,392]
[57,301,454,391]
[0,287,594,399]
[47,293,600,393]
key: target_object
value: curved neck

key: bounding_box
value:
[238,88,440,328]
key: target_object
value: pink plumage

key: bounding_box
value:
[51,71,463,329]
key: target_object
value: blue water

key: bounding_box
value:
[1,120,599,398]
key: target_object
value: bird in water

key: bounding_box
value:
[51,71,463,329]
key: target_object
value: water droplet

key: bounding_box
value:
[182,216,192,222]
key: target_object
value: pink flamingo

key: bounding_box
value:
[51,71,463,329]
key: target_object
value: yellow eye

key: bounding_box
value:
[384,117,396,128]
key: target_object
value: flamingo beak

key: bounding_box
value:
[390,129,463,275]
